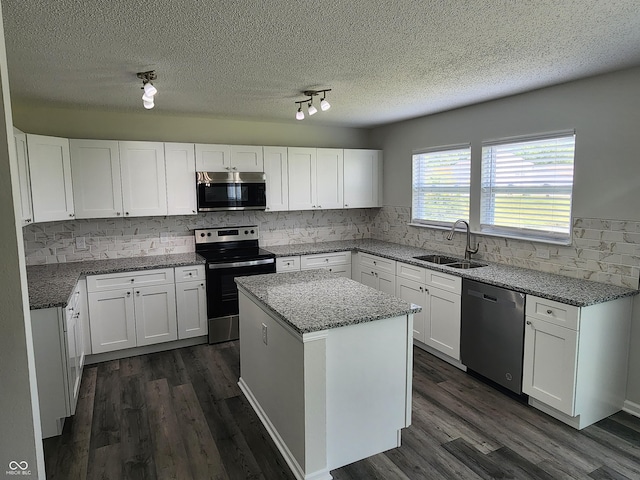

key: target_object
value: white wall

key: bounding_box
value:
[0,4,44,477]
[372,66,640,410]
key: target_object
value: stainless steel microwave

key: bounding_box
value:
[196,171,266,212]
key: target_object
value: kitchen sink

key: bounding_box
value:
[446,261,488,269]
[413,254,462,264]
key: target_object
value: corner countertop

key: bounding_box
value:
[264,240,639,307]
[26,253,205,310]
[235,269,421,335]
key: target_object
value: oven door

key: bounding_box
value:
[206,258,275,343]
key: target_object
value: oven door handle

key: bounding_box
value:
[208,258,275,269]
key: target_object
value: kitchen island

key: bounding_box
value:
[235,270,421,480]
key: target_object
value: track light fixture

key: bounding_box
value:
[294,89,331,120]
[136,70,158,110]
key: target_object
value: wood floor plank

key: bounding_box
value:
[144,378,192,480]
[171,383,229,480]
[487,446,557,480]
[589,465,632,480]
[147,350,190,387]
[89,360,121,450]
[87,443,122,480]
[442,437,508,479]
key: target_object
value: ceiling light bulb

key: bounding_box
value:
[143,82,157,97]
[142,92,154,103]
[296,107,304,120]
[143,99,155,109]
[308,103,317,115]
[320,98,330,111]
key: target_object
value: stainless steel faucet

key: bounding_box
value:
[447,219,479,261]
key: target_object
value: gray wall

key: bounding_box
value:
[11,102,373,148]
[372,66,640,409]
[0,5,44,477]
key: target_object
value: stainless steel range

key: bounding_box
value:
[194,225,276,343]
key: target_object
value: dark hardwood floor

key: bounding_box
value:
[43,342,640,479]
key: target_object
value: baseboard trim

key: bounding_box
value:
[623,400,640,418]
[413,340,467,371]
[238,377,332,480]
[85,336,208,364]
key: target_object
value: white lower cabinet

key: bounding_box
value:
[276,256,301,272]
[31,278,87,438]
[87,268,177,354]
[300,251,352,278]
[522,294,632,429]
[358,253,396,295]
[395,262,461,361]
[175,265,207,339]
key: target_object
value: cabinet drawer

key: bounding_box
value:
[322,265,352,277]
[359,253,396,274]
[276,256,301,272]
[87,268,174,293]
[525,295,580,330]
[175,264,205,283]
[425,270,461,294]
[301,251,352,268]
[396,262,426,283]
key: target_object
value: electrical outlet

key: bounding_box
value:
[261,323,268,345]
[536,249,550,259]
[160,232,169,244]
[75,236,86,249]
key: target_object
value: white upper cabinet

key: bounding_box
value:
[230,145,264,172]
[70,139,123,219]
[263,146,288,212]
[14,128,33,225]
[27,134,75,222]
[195,144,231,171]
[343,149,382,208]
[316,148,344,209]
[119,141,167,217]
[165,143,197,215]
[287,147,344,211]
[195,144,263,172]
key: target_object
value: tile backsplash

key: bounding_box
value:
[372,206,640,289]
[23,206,640,289]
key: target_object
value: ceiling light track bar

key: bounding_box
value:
[294,88,332,120]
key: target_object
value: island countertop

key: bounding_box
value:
[235,270,421,335]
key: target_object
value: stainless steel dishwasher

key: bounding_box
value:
[461,279,526,395]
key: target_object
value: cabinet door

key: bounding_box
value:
[120,141,167,216]
[396,277,427,343]
[377,270,396,296]
[426,286,461,360]
[288,147,316,210]
[264,146,289,211]
[230,145,264,172]
[65,304,81,415]
[27,134,75,222]
[14,129,33,225]
[343,149,382,208]
[134,284,178,346]
[316,148,343,209]
[176,280,208,339]
[88,289,136,354]
[165,143,197,215]
[522,317,578,416]
[195,144,231,172]
[70,139,123,219]
[358,269,378,291]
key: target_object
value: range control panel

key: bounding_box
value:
[194,225,259,244]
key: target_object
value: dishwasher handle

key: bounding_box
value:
[467,288,517,309]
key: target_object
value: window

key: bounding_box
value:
[480,132,575,242]
[411,145,471,226]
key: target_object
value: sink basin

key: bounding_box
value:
[413,254,462,264]
[446,261,488,269]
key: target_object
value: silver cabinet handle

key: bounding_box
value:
[69,213,74,217]
[200,283,205,287]
[546,309,553,314]
[125,212,130,215]
[136,291,140,296]
[526,320,532,325]
[131,279,135,282]
[116,212,121,216]
[126,291,131,296]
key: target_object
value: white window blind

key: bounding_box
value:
[480,133,575,242]
[412,146,471,225]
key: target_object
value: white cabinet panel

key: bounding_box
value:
[276,256,301,272]
[165,143,197,215]
[230,145,264,172]
[86,268,174,292]
[377,270,396,296]
[27,134,74,222]
[426,286,461,360]
[174,264,205,282]
[287,147,316,210]
[88,289,137,354]
[195,144,231,171]
[396,277,427,343]
[134,284,178,346]
[264,146,289,212]
[176,280,208,339]
[343,149,382,208]
[119,141,167,217]
[14,128,33,225]
[70,139,123,219]
[316,148,343,210]
[358,253,395,294]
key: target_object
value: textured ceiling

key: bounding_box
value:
[2,0,640,128]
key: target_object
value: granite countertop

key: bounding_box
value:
[235,270,422,335]
[265,240,639,307]
[27,253,205,310]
